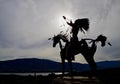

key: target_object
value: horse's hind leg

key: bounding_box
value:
[84,56,97,78]
[90,42,97,77]
[68,59,73,77]
[89,58,97,75]
[61,58,65,77]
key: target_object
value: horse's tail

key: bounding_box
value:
[95,35,107,47]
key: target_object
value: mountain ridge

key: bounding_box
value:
[0,58,120,73]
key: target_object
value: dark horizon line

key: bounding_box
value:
[0,57,119,63]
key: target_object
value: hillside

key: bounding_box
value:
[0,58,120,73]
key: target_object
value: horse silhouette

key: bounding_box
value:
[50,34,111,77]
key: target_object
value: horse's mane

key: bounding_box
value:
[57,34,69,42]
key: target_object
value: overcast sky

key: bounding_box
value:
[0,0,120,63]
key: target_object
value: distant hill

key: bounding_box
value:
[0,58,120,73]
[97,60,120,69]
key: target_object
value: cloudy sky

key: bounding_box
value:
[0,0,120,63]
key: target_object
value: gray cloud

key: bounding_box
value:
[103,38,120,58]
[0,0,120,62]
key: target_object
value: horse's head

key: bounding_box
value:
[95,35,107,47]
[52,35,60,47]
[49,32,69,48]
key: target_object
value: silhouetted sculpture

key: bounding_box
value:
[49,16,112,78]
[49,33,111,77]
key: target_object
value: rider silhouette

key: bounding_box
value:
[66,20,79,41]
[63,16,89,60]
[63,16,89,41]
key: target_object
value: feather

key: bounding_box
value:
[108,42,112,46]
[63,16,66,19]
[48,38,52,40]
